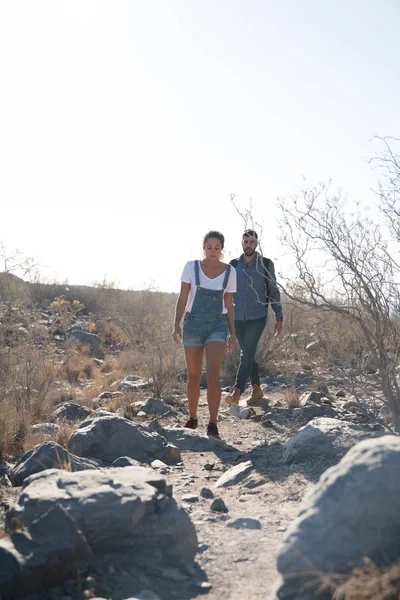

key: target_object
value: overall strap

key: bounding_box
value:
[222,265,231,290]
[194,260,201,287]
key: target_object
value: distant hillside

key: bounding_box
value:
[0,271,31,303]
[0,273,177,313]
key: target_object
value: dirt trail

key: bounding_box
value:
[157,391,310,600]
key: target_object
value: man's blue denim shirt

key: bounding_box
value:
[230,254,283,321]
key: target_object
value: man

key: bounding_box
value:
[225,229,283,406]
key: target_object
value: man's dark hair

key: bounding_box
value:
[243,229,258,240]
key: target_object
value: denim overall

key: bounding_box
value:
[182,261,231,347]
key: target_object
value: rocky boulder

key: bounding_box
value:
[0,505,91,598]
[282,417,378,464]
[68,416,181,464]
[51,402,92,423]
[149,423,235,453]
[272,435,399,599]
[67,327,104,359]
[9,441,99,486]
[7,466,198,565]
[139,397,178,417]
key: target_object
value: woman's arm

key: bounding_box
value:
[224,292,235,354]
[172,282,190,344]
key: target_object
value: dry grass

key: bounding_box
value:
[57,346,97,383]
[99,390,146,418]
[283,387,301,408]
[101,321,127,345]
[312,559,400,600]
[55,422,78,449]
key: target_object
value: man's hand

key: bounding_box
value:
[227,334,235,354]
[172,325,182,344]
[274,320,283,338]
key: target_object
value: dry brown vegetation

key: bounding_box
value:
[313,559,400,600]
[0,274,189,462]
[0,270,395,465]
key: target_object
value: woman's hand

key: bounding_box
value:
[172,325,182,344]
[227,333,235,355]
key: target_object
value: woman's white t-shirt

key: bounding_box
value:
[180,260,237,314]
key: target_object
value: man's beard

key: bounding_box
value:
[244,248,256,256]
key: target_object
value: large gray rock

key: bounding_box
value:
[149,424,236,453]
[282,417,377,464]
[51,402,92,423]
[139,397,178,416]
[67,327,104,359]
[0,504,91,598]
[9,441,99,486]
[291,404,338,423]
[7,466,198,565]
[272,435,400,600]
[68,416,181,464]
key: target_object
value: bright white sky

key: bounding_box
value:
[1,0,399,292]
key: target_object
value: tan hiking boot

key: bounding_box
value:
[246,384,264,405]
[225,388,241,406]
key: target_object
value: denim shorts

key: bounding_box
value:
[182,313,228,347]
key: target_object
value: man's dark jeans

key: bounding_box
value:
[234,317,267,392]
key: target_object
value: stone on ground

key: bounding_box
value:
[214,461,254,488]
[68,416,181,464]
[9,441,98,486]
[282,417,379,464]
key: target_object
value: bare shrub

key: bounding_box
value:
[0,242,34,305]
[100,286,185,397]
[279,177,400,429]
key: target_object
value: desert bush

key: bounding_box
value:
[98,320,127,345]
[49,296,85,333]
[100,285,185,397]
[279,170,400,429]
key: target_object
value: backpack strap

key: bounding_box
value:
[262,256,271,280]
[222,264,231,290]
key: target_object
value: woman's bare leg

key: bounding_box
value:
[205,342,226,424]
[184,346,204,419]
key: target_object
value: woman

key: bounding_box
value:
[173,231,236,438]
